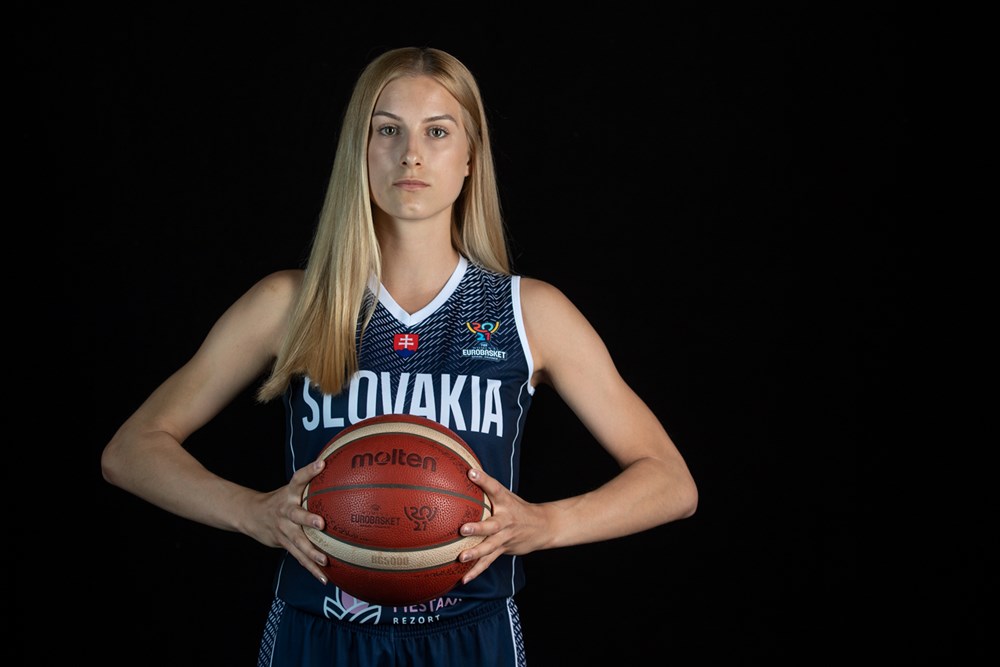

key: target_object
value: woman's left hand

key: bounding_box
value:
[457,467,551,584]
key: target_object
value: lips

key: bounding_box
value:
[394,179,429,190]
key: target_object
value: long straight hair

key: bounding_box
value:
[257,47,510,401]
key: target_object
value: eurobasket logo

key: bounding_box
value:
[461,320,506,362]
[393,333,419,359]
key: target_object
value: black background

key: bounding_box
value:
[17,6,963,665]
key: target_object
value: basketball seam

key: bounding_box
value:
[304,483,491,511]
[303,526,486,571]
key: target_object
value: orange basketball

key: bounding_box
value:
[301,414,492,605]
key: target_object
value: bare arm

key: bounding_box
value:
[101,270,333,583]
[522,277,698,544]
[459,277,697,580]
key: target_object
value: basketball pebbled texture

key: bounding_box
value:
[302,414,492,605]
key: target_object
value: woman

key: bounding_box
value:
[102,46,698,667]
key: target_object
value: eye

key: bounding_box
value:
[428,126,449,139]
[376,125,399,137]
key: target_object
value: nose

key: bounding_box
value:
[401,139,421,167]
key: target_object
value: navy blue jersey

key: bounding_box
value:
[271,256,533,625]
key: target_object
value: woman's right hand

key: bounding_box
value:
[246,458,332,584]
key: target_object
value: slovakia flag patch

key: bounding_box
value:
[393,333,419,358]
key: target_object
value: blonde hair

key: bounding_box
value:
[257,47,510,401]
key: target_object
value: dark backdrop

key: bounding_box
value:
[18,7,947,665]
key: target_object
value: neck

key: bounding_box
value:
[374,214,460,313]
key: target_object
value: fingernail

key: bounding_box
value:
[313,518,323,529]
[469,469,478,480]
[318,575,327,585]
[461,525,473,535]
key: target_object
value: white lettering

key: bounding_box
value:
[440,374,466,432]
[349,370,378,423]
[301,377,321,430]
[305,372,503,436]
[461,348,507,359]
[383,371,408,414]
[481,379,503,437]
[322,392,343,428]
[470,375,481,433]
[410,374,436,421]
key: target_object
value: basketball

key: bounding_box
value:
[301,413,492,605]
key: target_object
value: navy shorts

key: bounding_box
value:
[257,597,526,666]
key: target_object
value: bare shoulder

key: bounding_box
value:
[211,269,304,350]
[231,269,304,316]
[519,276,586,327]
[250,268,304,301]
[519,276,605,385]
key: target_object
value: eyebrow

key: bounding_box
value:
[372,110,459,124]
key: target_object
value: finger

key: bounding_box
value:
[460,550,501,585]
[460,514,499,538]
[468,467,503,498]
[468,466,489,485]
[293,458,326,487]
[457,527,498,566]
[290,505,325,530]
[293,459,327,526]
[285,525,331,583]
[289,541,330,585]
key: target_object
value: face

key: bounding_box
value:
[367,75,471,225]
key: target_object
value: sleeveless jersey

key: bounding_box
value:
[271,256,534,625]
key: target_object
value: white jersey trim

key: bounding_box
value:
[373,255,468,327]
[511,275,535,396]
